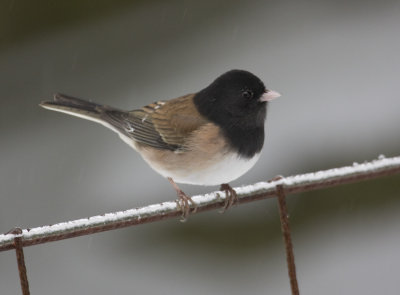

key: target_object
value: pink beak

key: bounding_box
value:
[260,90,281,102]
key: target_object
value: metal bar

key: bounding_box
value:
[0,156,399,252]
[276,185,300,295]
[10,228,30,295]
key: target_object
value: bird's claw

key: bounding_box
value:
[175,190,197,222]
[219,183,238,213]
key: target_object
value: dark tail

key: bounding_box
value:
[40,93,134,137]
[39,93,107,120]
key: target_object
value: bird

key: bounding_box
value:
[40,69,280,220]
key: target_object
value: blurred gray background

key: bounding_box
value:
[1,0,400,294]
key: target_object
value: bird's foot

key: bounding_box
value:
[168,177,197,222]
[219,183,238,213]
[174,191,197,222]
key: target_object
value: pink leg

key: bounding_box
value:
[167,177,197,221]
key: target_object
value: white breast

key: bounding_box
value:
[151,152,261,186]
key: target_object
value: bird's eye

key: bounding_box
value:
[242,90,253,99]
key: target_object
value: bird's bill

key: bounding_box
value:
[260,90,281,102]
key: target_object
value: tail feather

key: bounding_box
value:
[39,93,129,137]
[40,93,103,119]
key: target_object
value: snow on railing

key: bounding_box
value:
[2,154,399,251]
[2,155,400,295]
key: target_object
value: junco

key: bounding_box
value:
[40,70,280,220]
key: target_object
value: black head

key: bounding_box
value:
[194,70,279,158]
[194,70,268,128]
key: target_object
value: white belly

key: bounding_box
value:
[148,151,260,186]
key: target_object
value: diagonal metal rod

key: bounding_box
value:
[276,185,299,295]
[0,156,399,252]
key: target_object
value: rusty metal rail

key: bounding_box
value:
[1,155,400,295]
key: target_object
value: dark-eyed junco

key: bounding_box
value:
[40,70,280,220]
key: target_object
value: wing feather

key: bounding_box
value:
[103,93,208,151]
